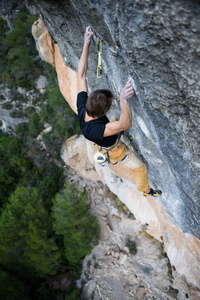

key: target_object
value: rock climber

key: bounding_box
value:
[77,26,162,197]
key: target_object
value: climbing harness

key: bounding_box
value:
[93,137,120,167]
[97,39,103,78]
[94,143,118,167]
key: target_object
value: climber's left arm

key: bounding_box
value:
[104,80,134,137]
[78,26,94,93]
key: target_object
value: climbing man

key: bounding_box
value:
[77,26,162,197]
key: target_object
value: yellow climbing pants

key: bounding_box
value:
[108,140,150,192]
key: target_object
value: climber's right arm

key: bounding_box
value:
[78,26,94,93]
[104,80,134,137]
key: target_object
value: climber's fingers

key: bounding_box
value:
[84,26,94,45]
[126,80,134,91]
[125,80,133,89]
[121,80,135,100]
[126,89,135,98]
[127,87,135,96]
[86,26,92,34]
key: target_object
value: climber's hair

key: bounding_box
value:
[86,89,113,118]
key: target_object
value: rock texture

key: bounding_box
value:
[25,0,200,239]
[27,0,200,288]
[61,134,200,290]
[63,137,200,299]
[32,18,78,113]
[0,86,38,133]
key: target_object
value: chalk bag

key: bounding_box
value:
[93,151,110,167]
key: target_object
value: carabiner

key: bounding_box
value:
[97,65,102,78]
[98,40,102,54]
[97,39,103,78]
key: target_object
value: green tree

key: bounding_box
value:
[0,18,9,39]
[0,18,9,82]
[65,289,80,300]
[6,47,35,88]
[39,175,58,209]
[0,136,22,205]
[28,113,44,137]
[40,101,54,122]
[5,6,37,49]
[2,6,37,87]
[0,186,61,276]
[0,269,26,300]
[0,266,57,300]
[52,182,100,265]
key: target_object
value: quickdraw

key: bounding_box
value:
[97,39,103,78]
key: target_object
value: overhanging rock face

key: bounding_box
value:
[25,0,200,238]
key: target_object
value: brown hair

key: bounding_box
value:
[86,89,113,118]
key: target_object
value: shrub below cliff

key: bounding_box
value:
[52,182,100,265]
[1,6,37,88]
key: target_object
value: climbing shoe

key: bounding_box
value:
[143,188,162,197]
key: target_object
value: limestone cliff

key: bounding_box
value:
[25,0,200,288]
[25,0,200,238]
[61,134,200,290]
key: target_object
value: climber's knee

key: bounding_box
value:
[132,162,147,176]
[121,149,144,169]
[133,163,149,192]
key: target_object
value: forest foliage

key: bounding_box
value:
[0,6,99,300]
[53,182,100,265]
[0,6,37,88]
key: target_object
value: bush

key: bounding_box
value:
[26,106,36,116]
[52,182,100,265]
[14,102,23,109]
[0,136,23,205]
[65,289,80,300]
[2,102,13,109]
[15,122,29,136]
[0,186,61,276]
[126,237,137,255]
[0,269,26,300]
[0,17,9,40]
[42,131,63,159]
[10,110,26,118]
[32,97,40,105]
[28,113,44,137]
[3,6,37,88]
[5,7,37,49]
[40,102,54,122]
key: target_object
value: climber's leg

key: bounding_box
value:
[121,149,149,192]
[121,149,162,196]
[108,141,162,196]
